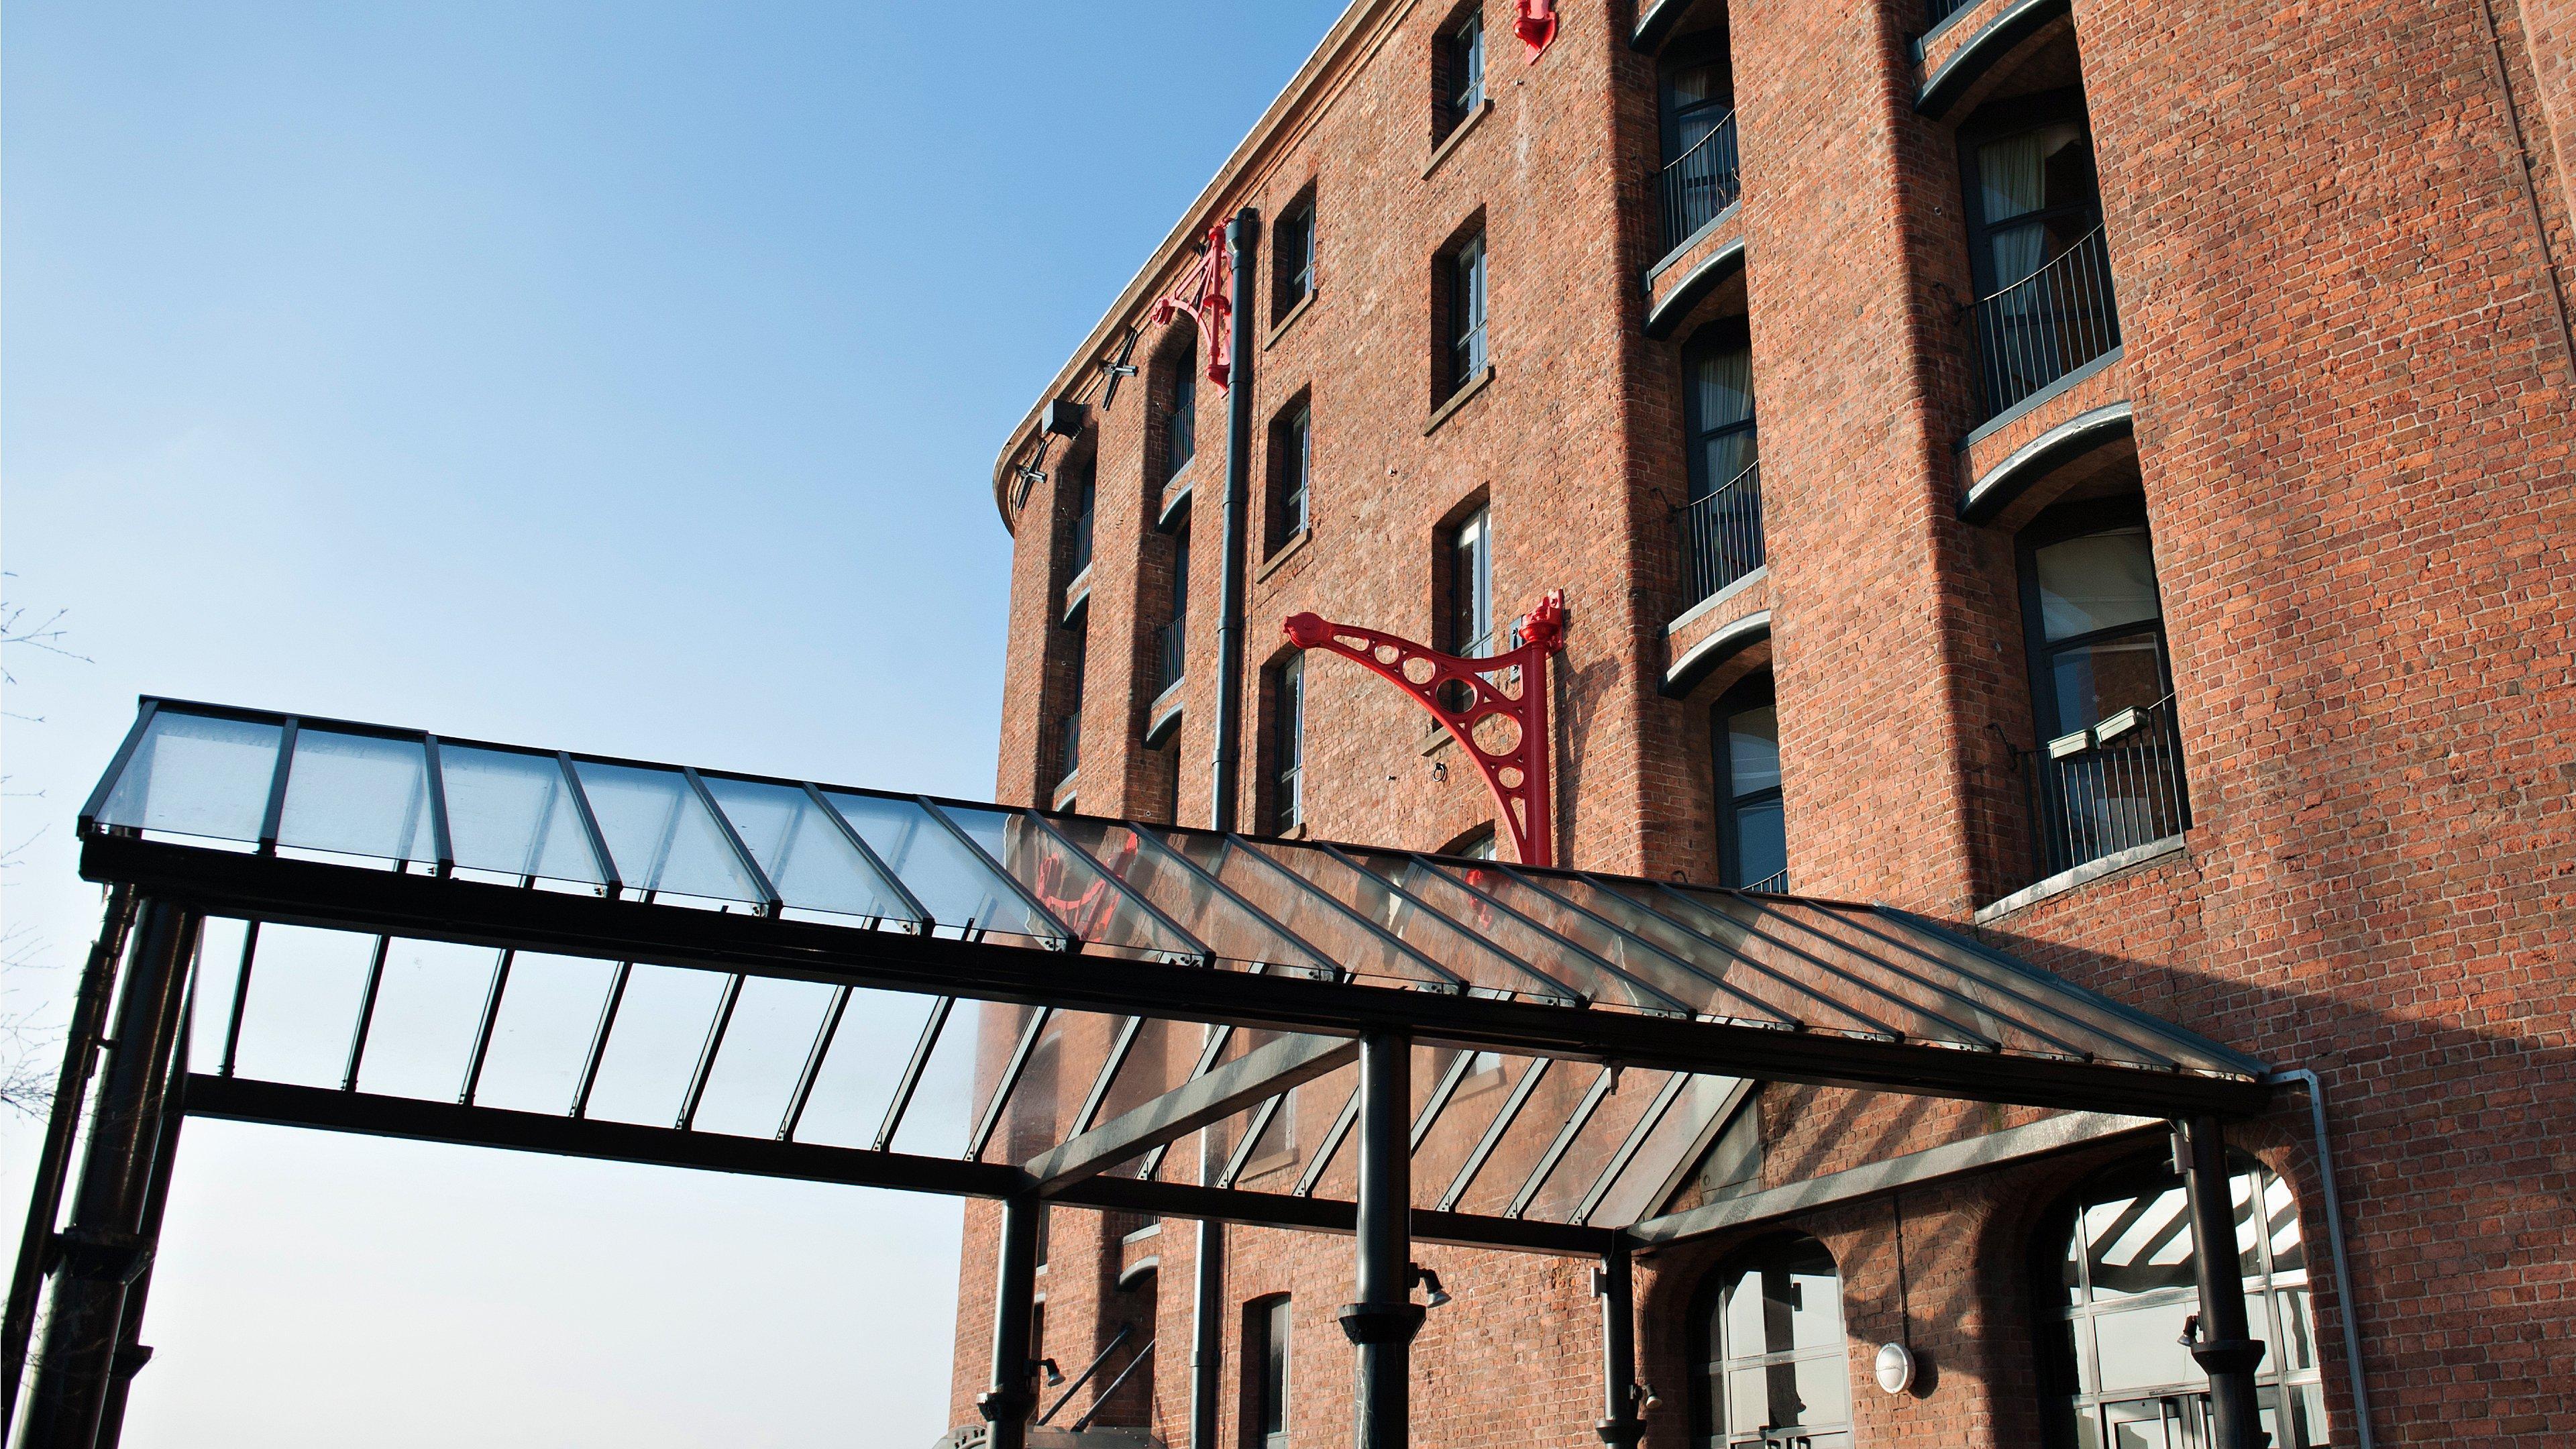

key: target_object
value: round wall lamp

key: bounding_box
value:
[1873,1343,1916,1396]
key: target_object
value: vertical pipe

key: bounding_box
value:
[90,1012,189,1449]
[1339,1031,1419,1449]
[977,1195,1043,1449]
[3,886,138,1436]
[2174,1117,2266,1449]
[1208,207,1259,833]
[1595,1243,1643,1449]
[1187,1210,1224,1449]
[19,900,198,1449]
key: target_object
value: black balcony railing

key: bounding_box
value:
[1674,461,1766,611]
[1926,0,1976,29]
[1742,868,1789,895]
[1056,714,1081,792]
[1968,225,2121,421]
[1658,112,1741,254]
[1151,621,1184,697]
[2017,696,2189,884]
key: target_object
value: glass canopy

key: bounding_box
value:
[80,698,2269,1246]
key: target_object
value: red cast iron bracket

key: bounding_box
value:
[1283,592,1565,867]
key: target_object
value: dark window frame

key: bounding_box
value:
[1159,332,1201,485]
[1680,318,1759,503]
[1709,671,1783,890]
[1956,85,2102,299]
[1435,5,1486,140]
[1274,190,1318,321]
[2013,495,2174,744]
[1269,653,1305,834]
[1656,32,1735,168]
[1445,231,1489,396]
[1267,396,1313,551]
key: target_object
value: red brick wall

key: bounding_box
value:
[959,0,2576,1443]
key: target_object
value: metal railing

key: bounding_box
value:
[1925,0,1976,29]
[1968,225,2121,421]
[1742,868,1789,895]
[1056,714,1081,792]
[1674,461,1766,611]
[1150,621,1184,697]
[2017,696,2189,883]
[1658,112,1741,254]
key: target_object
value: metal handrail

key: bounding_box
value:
[1672,461,1765,610]
[1742,867,1788,895]
[1925,0,1975,29]
[1658,111,1740,254]
[1150,620,1184,696]
[1968,224,2121,421]
[2015,694,2189,885]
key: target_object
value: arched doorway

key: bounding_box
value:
[1690,1234,1852,1449]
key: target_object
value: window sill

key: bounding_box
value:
[1063,565,1093,621]
[1050,775,1079,812]
[1122,1222,1162,1244]
[1145,682,1185,746]
[1159,475,1193,529]
[1265,288,1320,350]
[1257,526,1314,583]
[1424,365,1495,436]
[1422,98,1495,180]
[1974,833,2186,923]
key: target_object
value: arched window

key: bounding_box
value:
[1163,334,1199,484]
[1693,1234,1851,1449]
[2041,1157,2330,1448]
[1711,673,1784,892]
[1657,37,1739,248]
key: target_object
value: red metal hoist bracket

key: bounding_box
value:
[1283,592,1566,867]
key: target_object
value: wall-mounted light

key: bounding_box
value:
[1873,1342,1915,1395]
[1036,1357,1065,1387]
[1409,1263,1452,1309]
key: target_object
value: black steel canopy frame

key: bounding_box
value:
[5,699,2286,1449]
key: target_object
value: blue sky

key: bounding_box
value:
[2,5,1345,1443]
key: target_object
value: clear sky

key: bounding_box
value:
[1,4,1346,1444]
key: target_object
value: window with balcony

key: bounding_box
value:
[1154,506,1189,700]
[1690,1235,1852,1449]
[1064,462,1096,583]
[1436,7,1485,140]
[1268,397,1312,550]
[1275,191,1316,321]
[1270,653,1305,833]
[1961,88,2118,420]
[1711,673,1784,892]
[1244,1295,1293,1449]
[2039,1156,2330,1449]
[2014,498,2187,881]
[1676,320,1764,610]
[1656,36,1740,255]
[1055,604,1087,797]
[1159,333,1199,484]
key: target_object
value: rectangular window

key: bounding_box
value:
[1057,608,1087,792]
[1448,234,1488,392]
[1448,507,1493,659]
[1271,401,1311,548]
[1167,346,1199,483]
[1159,512,1190,696]
[1067,466,1096,580]
[1273,655,1304,833]
[1245,1296,1292,1449]
[1275,197,1316,318]
[1441,12,1485,136]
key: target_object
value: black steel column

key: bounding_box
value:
[1187,1203,1224,1449]
[1338,1032,1419,1449]
[20,899,197,1449]
[1208,206,1259,831]
[2176,1116,2267,1449]
[2,885,138,1436]
[1594,1242,1644,1449]
[976,1194,1043,1449]
[90,1010,189,1449]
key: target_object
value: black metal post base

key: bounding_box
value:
[975,1389,1036,1425]
[1336,1301,1426,1346]
[1595,1416,1645,1448]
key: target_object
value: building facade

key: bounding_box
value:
[959,1,2576,1446]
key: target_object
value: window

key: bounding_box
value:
[1064,460,1096,581]
[1245,1295,1292,1449]
[1056,607,1087,792]
[1711,674,1784,891]
[1440,506,1494,714]
[2015,498,2188,877]
[1438,9,1485,138]
[1657,40,1739,248]
[1272,654,1304,833]
[1275,195,1316,319]
[1165,336,1199,484]
[1693,1236,1852,1449]
[1965,93,2102,297]
[1269,400,1311,548]
[1684,322,1759,502]
[1445,231,1489,394]
[2041,1157,2330,1449]
[1157,509,1190,696]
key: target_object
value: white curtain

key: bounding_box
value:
[1978,131,2051,288]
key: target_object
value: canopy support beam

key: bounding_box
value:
[1024,1034,1357,1193]
[1593,1242,1643,1449]
[2176,1116,2267,1449]
[1340,1031,1420,1449]
[975,1194,1042,1449]
[20,898,197,1449]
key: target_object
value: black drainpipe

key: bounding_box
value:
[1193,204,1258,1449]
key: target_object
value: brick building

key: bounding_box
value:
[958,1,2576,1447]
